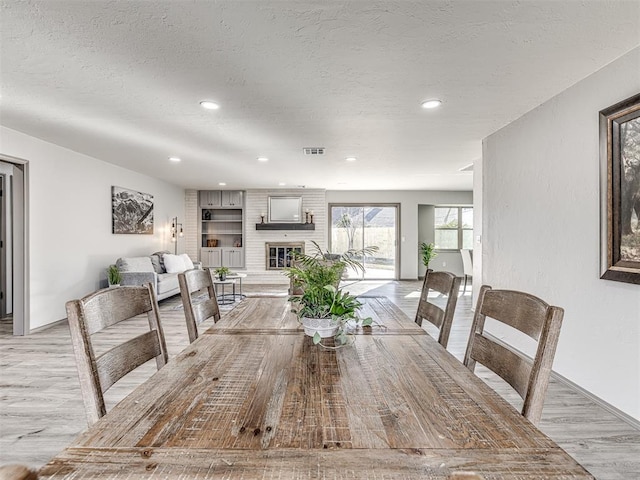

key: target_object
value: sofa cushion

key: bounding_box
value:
[149,254,164,274]
[117,257,154,273]
[152,251,171,272]
[180,253,195,270]
[163,253,186,274]
[156,273,179,294]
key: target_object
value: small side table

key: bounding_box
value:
[226,273,247,300]
[213,279,236,305]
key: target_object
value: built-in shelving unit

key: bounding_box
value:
[199,190,245,268]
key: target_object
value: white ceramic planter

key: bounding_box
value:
[301,317,339,339]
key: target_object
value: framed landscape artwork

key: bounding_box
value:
[599,93,640,284]
[111,186,154,234]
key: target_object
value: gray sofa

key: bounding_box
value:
[116,251,199,300]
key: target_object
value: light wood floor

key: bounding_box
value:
[1,281,638,479]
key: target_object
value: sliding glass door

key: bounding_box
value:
[329,204,398,280]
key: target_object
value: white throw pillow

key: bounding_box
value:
[163,254,186,273]
[180,254,195,270]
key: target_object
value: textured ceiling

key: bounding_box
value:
[1,1,639,190]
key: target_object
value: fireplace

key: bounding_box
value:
[266,242,304,270]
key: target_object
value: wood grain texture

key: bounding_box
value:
[2,282,638,479]
[208,296,425,335]
[40,447,592,479]
[178,268,221,343]
[414,269,461,347]
[463,286,564,425]
[38,296,591,479]
[65,284,168,426]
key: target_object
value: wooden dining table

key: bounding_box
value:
[39,296,593,479]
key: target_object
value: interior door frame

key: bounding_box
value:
[0,154,29,335]
[328,203,400,280]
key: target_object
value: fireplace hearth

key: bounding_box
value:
[266,242,304,270]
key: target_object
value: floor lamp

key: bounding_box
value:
[171,217,183,254]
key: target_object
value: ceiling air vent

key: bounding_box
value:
[303,147,325,155]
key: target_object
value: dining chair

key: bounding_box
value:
[414,269,461,349]
[178,268,221,343]
[66,284,168,426]
[460,249,473,295]
[463,285,564,424]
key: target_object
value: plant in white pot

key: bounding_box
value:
[284,242,378,345]
[107,264,121,287]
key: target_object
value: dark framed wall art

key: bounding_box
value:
[111,186,154,234]
[599,93,640,285]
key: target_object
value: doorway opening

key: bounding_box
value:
[329,204,399,280]
[0,156,28,335]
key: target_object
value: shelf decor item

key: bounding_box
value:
[599,93,640,285]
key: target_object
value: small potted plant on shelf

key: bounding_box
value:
[107,265,121,287]
[214,266,230,281]
[284,241,378,346]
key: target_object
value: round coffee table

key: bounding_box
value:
[226,273,247,300]
[213,279,237,305]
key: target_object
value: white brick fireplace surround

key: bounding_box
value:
[185,189,326,285]
[245,189,326,284]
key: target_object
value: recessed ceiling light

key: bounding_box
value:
[257,157,269,162]
[168,156,181,162]
[421,99,442,109]
[218,182,226,186]
[279,182,286,186]
[200,100,220,110]
[345,157,357,162]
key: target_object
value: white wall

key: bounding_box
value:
[482,48,640,420]
[0,127,185,330]
[326,190,473,279]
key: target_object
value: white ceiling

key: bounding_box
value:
[1,1,639,191]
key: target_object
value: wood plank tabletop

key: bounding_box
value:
[39,297,593,479]
[207,296,426,335]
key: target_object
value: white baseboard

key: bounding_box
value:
[483,332,640,431]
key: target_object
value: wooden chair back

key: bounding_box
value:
[65,284,168,426]
[178,268,221,343]
[463,285,564,424]
[414,269,461,348]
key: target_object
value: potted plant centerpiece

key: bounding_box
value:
[284,242,378,345]
[214,266,230,281]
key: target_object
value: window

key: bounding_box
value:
[434,206,473,250]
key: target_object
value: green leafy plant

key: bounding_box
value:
[214,266,230,279]
[419,242,438,268]
[107,265,121,285]
[284,241,378,345]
